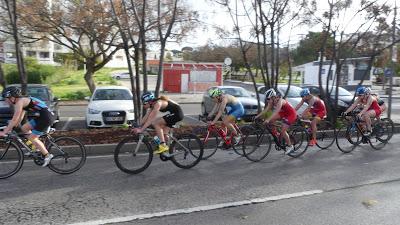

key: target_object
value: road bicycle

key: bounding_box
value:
[296,118,336,149]
[114,124,204,174]
[241,119,309,162]
[0,127,87,179]
[335,112,390,152]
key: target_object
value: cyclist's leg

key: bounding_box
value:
[21,118,50,155]
[223,115,238,136]
[363,109,377,133]
[152,117,168,143]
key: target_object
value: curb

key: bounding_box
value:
[81,124,400,156]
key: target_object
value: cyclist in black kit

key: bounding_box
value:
[0,86,55,166]
[132,92,184,154]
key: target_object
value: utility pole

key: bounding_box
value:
[388,2,397,119]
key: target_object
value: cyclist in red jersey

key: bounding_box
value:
[255,88,296,155]
[343,86,381,136]
[295,88,327,146]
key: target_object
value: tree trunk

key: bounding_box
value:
[0,63,6,88]
[84,65,96,93]
[155,43,166,97]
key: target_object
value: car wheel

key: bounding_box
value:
[116,76,121,80]
[201,103,207,116]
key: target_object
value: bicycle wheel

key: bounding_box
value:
[0,140,23,179]
[231,125,251,156]
[381,118,394,141]
[288,126,309,158]
[169,133,203,169]
[242,127,272,162]
[201,131,219,160]
[114,136,153,174]
[335,124,360,153]
[316,120,336,149]
[369,121,389,150]
[47,137,87,174]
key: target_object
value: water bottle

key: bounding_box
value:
[153,136,161,145]
[26,140,36,151]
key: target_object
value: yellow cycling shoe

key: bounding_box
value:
[154,144,169,154]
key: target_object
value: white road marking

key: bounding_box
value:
[68,190,323,225]
[62,117,73,130]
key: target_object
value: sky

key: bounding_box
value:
[166,0,398,51]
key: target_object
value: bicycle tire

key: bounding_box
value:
[231,125,250,156]
[170,133,203,169]
[114,136,153,174]
[288,126,309,158]
[48,137,87,174]
[335,125,359,153]
[316,120,336,149]
[201,131,219,160]
[242,126,272,162]
[0,140,24,179]
[381,118,394,141]
[369,120,388,150]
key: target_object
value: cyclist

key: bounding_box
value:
[0,86,55,167]
[367,87,387,114]
[255,88,296,154]
[343,86,381,136]
[132,92,184,154]
[207,88,244,144]
[295,88,326,146]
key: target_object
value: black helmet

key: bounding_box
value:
[141,91,155,103]
[2,86,21,98]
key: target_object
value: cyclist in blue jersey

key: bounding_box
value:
[0,86,55,167]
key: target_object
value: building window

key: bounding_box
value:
[39,52,49,58]
[26,51,36,57]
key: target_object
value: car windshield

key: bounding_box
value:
[325,87,352,96]
[93,89,132,100]
[278,86,302,98]
[28,87,49,101]
[221,87,251,97]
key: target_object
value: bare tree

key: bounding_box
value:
[19,0,121,93]
[1,0,27,93]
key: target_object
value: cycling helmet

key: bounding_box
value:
[141,91,155,103]
[300,88,311,97]
[365,87,371,95]
[2,86,21,98]
[264,88,277,99]
[208,88,222,98]
[356,86,367,96]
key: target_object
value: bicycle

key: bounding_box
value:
[114,124,204,174]
[201,121,246,159]
[0,127,87,179]
[241,119,309,162]
[296,118,336,149]
[335,112,390,153]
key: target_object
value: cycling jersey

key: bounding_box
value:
[159,100,184,128]
[278,100,297,125]
[367,96,382,117]
[306,97,326,119]
[23,97,55,135]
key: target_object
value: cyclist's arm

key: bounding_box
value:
[301,98,314,116]
[344,98,360,114]
[208,100,220,117]
[266,99,283,122]
[255,101,272,119]
[294,99,305,111]
[4,100,25,134]
[140,109,151,126]
[141,102,161,130]
[359,96,372,116]
[212,97,228,123]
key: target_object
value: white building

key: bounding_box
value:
[293,57,374,89]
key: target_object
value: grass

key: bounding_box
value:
[46,67,122,100]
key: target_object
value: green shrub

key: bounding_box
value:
[62,90,90,100]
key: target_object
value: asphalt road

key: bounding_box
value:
[2,135,400,225]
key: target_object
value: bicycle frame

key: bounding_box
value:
[203,123,241,146]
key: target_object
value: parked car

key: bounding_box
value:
[0,84,60,126]
[85,86,135,128]
[257,84,307,113]
[301,85,354,115]
[111,71,132,80]
[201,86,265,122]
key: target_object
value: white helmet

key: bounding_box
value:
[264,88,277,99]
